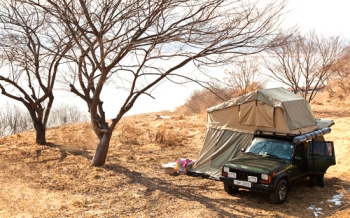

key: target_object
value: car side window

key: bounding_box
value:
[308,141,334,157]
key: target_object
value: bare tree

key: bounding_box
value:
[224,57,265,97]
[331,46,350,94]
[263,31,344,102]
[28,0,289,166]
[0,0,71,144]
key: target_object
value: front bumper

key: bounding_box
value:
[220,176,275,194]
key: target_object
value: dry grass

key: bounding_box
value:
[0,95,350,217]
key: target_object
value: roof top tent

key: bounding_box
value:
[188,87,333,179]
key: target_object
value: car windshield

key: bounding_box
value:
[245,137,293,160]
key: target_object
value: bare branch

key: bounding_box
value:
[0,0,72,144]
[24,0,290,165]
[263,31,344,101]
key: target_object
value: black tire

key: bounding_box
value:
[224,183,239,194]
[270,179,288,204]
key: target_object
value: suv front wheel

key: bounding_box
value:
[270,179,288,204]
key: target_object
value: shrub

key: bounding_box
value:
[116,123,143,145]
[153,123,181,146]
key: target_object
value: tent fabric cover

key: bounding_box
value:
[189,88,319,179]
[189,128,254,179]
[207,87,318,135]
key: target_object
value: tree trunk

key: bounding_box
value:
[34,122,46,145]
[91,133,112,166]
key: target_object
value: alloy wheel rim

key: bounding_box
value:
[279,185,286,200]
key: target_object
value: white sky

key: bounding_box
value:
[284,0,350,38]
[1,0,350,118]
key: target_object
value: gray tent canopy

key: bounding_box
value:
[189,87,319,179]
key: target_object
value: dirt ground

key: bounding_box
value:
[0,98,350,217]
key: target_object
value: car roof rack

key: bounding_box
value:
[293,127,331,144]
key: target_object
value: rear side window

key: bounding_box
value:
[308,141,334,157]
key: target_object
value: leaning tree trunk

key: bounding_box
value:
[91,133,112,166]
[34,121,46,145]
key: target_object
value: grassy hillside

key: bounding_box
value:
[0,91,350,217]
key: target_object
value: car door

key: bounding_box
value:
[307,141,336,175]
[290,143,308,181]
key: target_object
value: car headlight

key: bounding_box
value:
[261,174,269,180]
[228,172,236,178]
[223,167,229,172]
[248,176,257,183]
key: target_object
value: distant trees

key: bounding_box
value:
[263,31,344,102]
[49,104,89,126]
[181,57,266,115]
[331,46,350,95]
[0,0,71,144]
[0,103,32,137]
[0,102,89,137]
[224,57,265,97]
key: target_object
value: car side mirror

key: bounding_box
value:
[241,148,246,152]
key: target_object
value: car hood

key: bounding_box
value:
[224,153,290,174]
